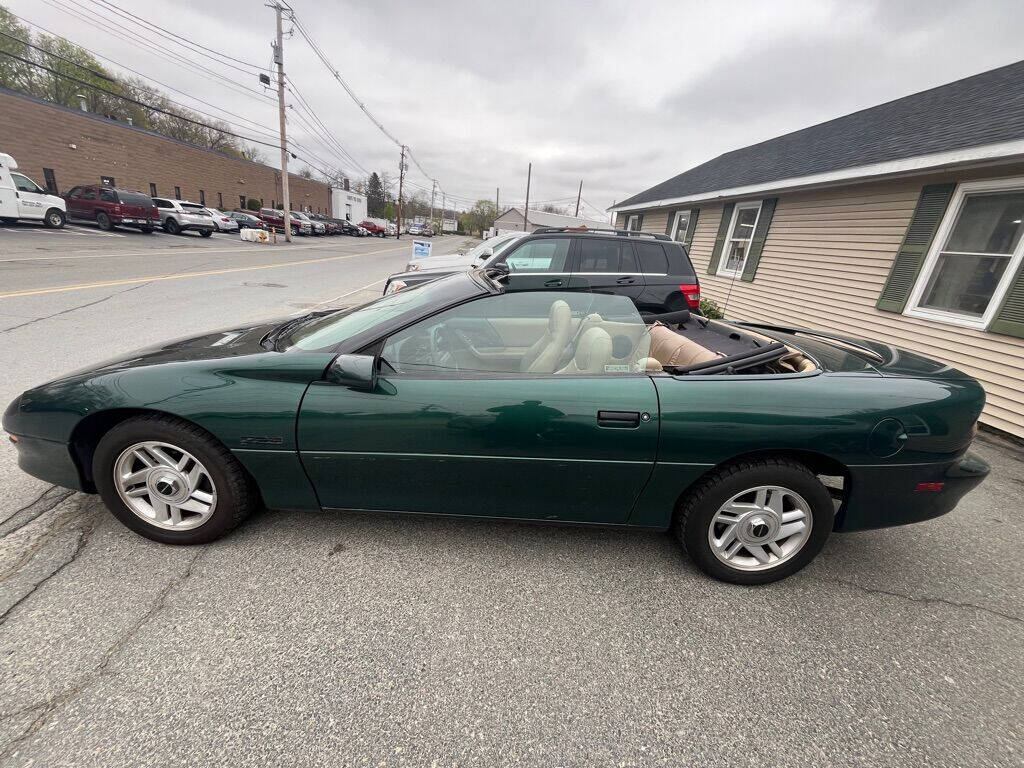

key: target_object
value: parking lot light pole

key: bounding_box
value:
[397,145,406,239]
[273,2,291,242]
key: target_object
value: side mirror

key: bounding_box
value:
[327,354,378,391]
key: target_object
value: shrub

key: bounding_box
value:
[699,297,724,319]
[246,198,261,212]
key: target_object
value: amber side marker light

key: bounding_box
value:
[7,434,18,444]
[915,482,944,492]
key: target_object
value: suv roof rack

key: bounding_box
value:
[530,226,670,241]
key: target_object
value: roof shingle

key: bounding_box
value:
[617,59,1024,209]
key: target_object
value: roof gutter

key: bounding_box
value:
[608,138,1024,212]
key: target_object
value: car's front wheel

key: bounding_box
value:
[674,458,834,584]
[44,209,66,228]
[93,415,259,544]
[200,229,213,238]
[164,218,180,235]
[96,212,113,231]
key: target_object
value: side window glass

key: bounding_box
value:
[577,240,621,272]
[635,242,669,274]
[80,188,96,200]
[66,187,81,199]
[99,190,117,203]
[504,239,570,272]
[380,292,650,376]
[11,173,38,193]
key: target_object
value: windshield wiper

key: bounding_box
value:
[261,310,336,351]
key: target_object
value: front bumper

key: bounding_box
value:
[836,451,990,532]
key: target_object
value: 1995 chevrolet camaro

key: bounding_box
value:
[3,269,990,584]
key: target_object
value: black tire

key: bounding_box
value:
[96,211,113,231]
[44,209,66,229]
[164,217,181,235]
[200,229,213,238]
[93,414,260,545]
[673,457,834,585]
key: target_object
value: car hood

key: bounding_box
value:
[408,254,477,271]
[738,323,976,379]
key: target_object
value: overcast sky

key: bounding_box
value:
[9,0,1024,218]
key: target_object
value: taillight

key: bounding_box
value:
[679,283,701,310]
[915,482,944,492]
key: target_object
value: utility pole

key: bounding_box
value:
[397,144,406,239]
[441,191,445,233]
[272,2,291,242]
[495,187,499,216]
[429,179,436,230]
[523,163,531,232]
[575,179,583,218]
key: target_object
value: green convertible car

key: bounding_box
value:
[3,269,989,584]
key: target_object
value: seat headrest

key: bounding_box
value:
[574,327,613,371]
[549,299,571,333]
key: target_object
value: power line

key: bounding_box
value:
[86,0,270,74]
[285,78,370,176]
[0,25,280,143]
[39,0,275,104]
[0,49,284,152]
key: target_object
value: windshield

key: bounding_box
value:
[293,212,310,221]
[284,273,481,351]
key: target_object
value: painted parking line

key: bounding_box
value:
[65,225,127,238]
[0,243,413,300]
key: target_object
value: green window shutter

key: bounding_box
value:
[664,210,679,236]
[635,213,644,231]
[740,198,777,282]
[989,262,1024,338]
[684,208,699,246]
[707,202,735,275]
[876,183,956,313]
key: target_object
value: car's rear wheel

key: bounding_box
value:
[96,211,113,231]
[164,218,180,235]
[44,209,65,228]
[93,414,259,544]
[674,458,833,585]
[200,229,213,238]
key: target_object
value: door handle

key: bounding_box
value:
[597,410,641,428]
[544,279,563,287]
[616,276,636,284]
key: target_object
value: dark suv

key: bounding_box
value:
[383,228,701,314]
[64,185,160,233]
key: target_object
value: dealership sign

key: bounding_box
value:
[411,239,432,261]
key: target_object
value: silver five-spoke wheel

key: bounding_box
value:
[708,485,812,572]
[114,441,217,531]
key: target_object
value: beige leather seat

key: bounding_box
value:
[556,327,613,374]
[647,322,720,367]
[520,299,572,373]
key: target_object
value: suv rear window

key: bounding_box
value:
[634,242,669,274]
[116,191,155,206]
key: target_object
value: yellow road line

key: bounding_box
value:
[0,244,408,300]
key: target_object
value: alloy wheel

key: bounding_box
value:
[708,485,812,572]
[114,441,217,530]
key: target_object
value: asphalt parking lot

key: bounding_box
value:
[0,221,1021,767]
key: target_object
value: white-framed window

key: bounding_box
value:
[906,177,1024,330]
[717,201,762,276]
[671,210,690,242]
[626,214,641,231]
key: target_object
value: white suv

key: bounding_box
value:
[153,198,215,237]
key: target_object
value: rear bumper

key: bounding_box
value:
[836,451,990,532]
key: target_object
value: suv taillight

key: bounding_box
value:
[680,283,701,310]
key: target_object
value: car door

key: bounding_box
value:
[297,291,659,524]
[64,186,83,220]
[568,237,645,303]
[10,172,51,221]
[498,236,574,292]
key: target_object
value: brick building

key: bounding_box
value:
[0,87,331,213]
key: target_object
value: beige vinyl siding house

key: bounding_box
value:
[611,62,1024,438]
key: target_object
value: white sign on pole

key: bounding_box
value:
[411,239,433,261]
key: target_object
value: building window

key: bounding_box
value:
[174,186,181,199]
[149,183,157,196]
[218,192,223,208]
[43,168,57,193]
[907,178,1024,329]
[100,175,115,186]
[670,210,690,242]
[717,201,762,276]
[626,214,641,231]
[199,189,206,205]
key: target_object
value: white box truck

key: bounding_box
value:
[0,153,66,228]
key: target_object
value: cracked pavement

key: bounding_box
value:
[0,225,1021,767]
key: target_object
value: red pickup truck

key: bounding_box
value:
[64,185,160,233]
[359,219,388,238]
